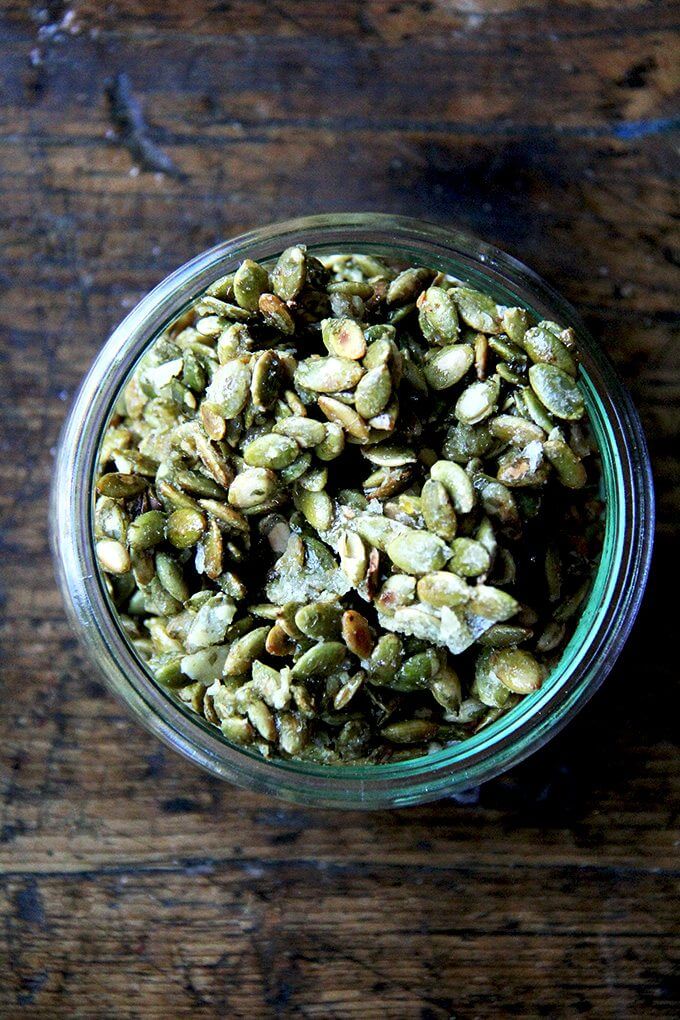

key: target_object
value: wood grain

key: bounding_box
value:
[0,1,678,1016]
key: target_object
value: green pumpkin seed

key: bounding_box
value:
[155,551,189,603]
[317,396,370,442]
[417,286,460,345]
[273,416,327,448]
[367,633,404,685]
[455,375,500,425]
[417,571,469,608]
[529,364,585,420]
[477,624,533,648]
[363,335,400,373]
[431,666,462,711]
[448,537,491,577]
[421,479,457,541]
[96,538,131,574]
[259,293,295,334]
[468,585,519,621]
[295,602,343,640]
[294,488,334,531]
[166,508,206,548]
[233,259,270,311]
[386,267,434,304]
[381,720,439,744]
[502,307,530,344]
[271,245,307,300]
[490,648,544,694]
[489,414,545,445]
[386,530,451,575]
[128,510,166,550]
[295,356,364,393]
[315,421,345,461]
[389,648,440,691]
[251,350,283,411]
[423,343,474,390]
[544,430,588,488]
[97,472,147,498]
[321,318,367,360]
[430,460,475,514]
[223,625,270,676]
[244,433,300,470]
[228,468,278,508]
[291,641,347,679]
[354,364,392,419]
[298,465,328,492]
[205,361,251,419]
[442,422,494,463]
[450,286,500,333]
[278,451,313,484]
[523,325,577,376]
[472,651,512,708]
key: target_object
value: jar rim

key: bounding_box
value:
[51,213,655,808]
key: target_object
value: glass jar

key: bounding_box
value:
[51,213,654,808]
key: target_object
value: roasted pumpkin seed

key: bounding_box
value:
[94,246,603,765]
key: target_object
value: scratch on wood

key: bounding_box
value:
[105,72,185,178]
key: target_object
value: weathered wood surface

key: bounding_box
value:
[0,1,678,1016]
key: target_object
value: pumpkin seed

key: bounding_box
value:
[455,375,500,424]
[450,286,501,333]
[423,343,474,390]
[342,610,373,658]
[295,602,343,640]
[421,479,458,541]
[234,259,270,311]
[96,538,131,574]
[544,430,588,488]
[228,468,278,508]
[448,537,491,577]
[97,472,147,498]
[355,364,392,419]
[295,356,364,393]
[381,720,439,743]
[386,267,434,304]
[523,324,577,376]
[417,286,460,345]
[128,510,166,550]
[295,488,334,531]
[314,421,345,461]
[386,530,451,575]
[417,571,469,608]
[166,508,206,549]
[317,395,370,442]
[259,293,295,334]
[529,364,585,420]
[205,361,251,419]
[271,245,307,300]
[291,641,347,679]
[430,460,475,514]
[244,433,300,470]
[321,318,367,360]
[273,416,327,448]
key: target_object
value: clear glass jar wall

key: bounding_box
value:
[51,214,654,808]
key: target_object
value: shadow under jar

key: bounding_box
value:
[51,214,654,808]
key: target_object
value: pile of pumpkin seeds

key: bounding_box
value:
[94,247,604,764]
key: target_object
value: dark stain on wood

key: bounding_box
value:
[0,0,678,1015]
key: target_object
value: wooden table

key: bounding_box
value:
[1,2,678,1015]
